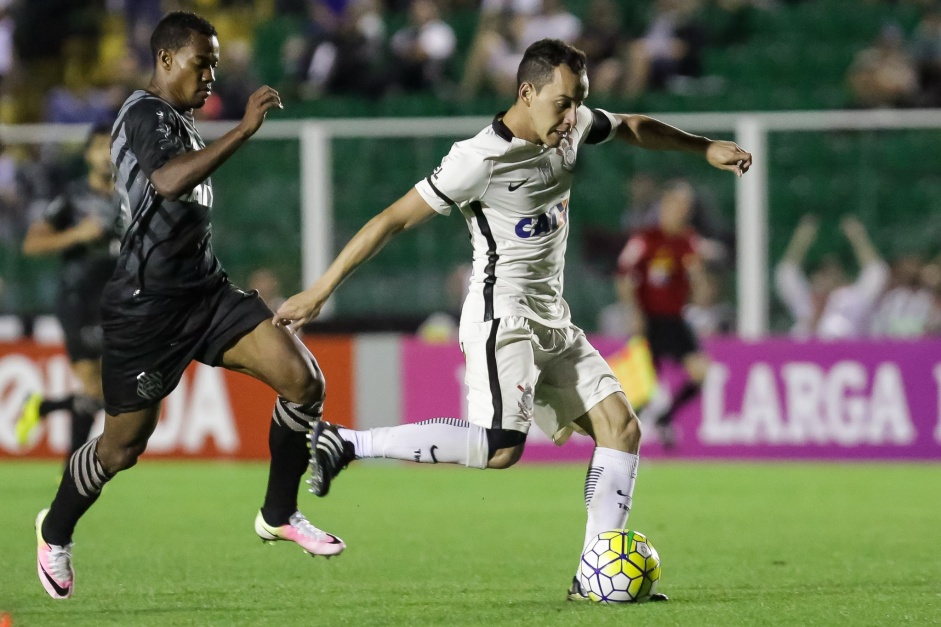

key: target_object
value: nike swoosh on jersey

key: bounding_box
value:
[508,178,530,191]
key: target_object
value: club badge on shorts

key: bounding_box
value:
[136,370,164,400]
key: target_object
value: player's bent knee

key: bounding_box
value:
[280,362,325,405]
[593,409,642,450]
[488,444,524,469]
[97,442,146,474]
[485,428,527,469]
[295,374,326,406]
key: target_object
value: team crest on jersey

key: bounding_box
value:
[557,136,577,171]
[517,384,534,422]
[156,110,171,138]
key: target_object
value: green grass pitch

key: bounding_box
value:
[2,460,939,625]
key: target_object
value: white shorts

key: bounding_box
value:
[459,316,624,444]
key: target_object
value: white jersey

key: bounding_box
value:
[415,106,618,328]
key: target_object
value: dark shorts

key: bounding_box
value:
[646,315,700,363]
[100,280,273,415]
[57,290,104,362]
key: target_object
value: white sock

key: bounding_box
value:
[338,427,374,459]
[339,418,489,469]
[582,447,639,551]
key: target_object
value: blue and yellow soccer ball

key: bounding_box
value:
[578,529,661,603]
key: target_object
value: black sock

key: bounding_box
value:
[39,395,75,416]
[655,380,702,427]
[63,396,103,472]
[68,398,101,454]
[261,398,323,527]
[42,437,113,546]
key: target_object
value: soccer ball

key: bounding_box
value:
[578,529,661,603]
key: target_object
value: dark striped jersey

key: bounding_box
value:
[105,90,223,314]
[43,179,123,296]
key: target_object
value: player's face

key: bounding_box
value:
[85,134,112,177]
[163,33,219,110]
[528,66,588,147]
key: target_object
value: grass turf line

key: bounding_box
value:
[2,461,940,626]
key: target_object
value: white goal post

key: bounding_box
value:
[4,108,939,337]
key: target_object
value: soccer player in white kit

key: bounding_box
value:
[274,39,751,600]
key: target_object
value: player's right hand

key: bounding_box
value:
[238,86,283,138]
[273,288,329,334]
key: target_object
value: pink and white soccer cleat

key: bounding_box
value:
[35,509,74,599]
[254,511,345,557]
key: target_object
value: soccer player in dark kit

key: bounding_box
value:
[34,12,344,600]
[17,123,123,464]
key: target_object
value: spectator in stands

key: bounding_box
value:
[912,4,941,105]
[870,254,936,337]
[775,214,890,339]
[459,0,542,99]
[0,0,14,96]
[124,0,163,68]
[624,0,707,99]
[576,0,627,96]
[460,0,581,98]
[299,0,387,98]
[387,0,457,93]
[848,22,919,108]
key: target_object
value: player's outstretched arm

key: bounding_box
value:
[274,188,438,332]
[612,114,752,177]
[150,86,283,200]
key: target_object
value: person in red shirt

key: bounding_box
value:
[616,179,710,448]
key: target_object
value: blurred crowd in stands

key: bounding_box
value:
[2,0,941,339]
[847,4,941,108]
[4,0,940,126]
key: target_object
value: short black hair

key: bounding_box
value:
[150,11,218,63]
[516,39,587,92]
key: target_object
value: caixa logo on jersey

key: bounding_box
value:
[515,199,569,239]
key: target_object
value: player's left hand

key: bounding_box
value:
[238,85,283,139]
[273,287,329,334]
[705,141,752,177]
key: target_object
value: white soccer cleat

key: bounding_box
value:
[254,510,345,557]
[35,509,74,599]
